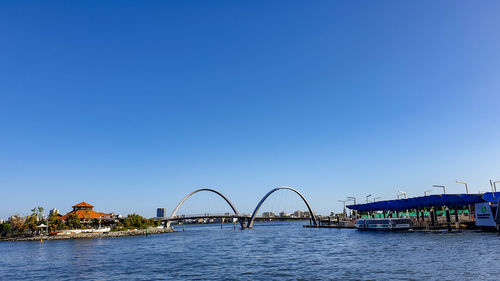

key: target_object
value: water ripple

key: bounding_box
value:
[2,222,500,280]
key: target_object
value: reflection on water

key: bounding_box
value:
[1,221,500,280]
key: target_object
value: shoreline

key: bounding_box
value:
[1,227,176,242]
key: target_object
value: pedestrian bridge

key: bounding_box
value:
[164,187,317,229]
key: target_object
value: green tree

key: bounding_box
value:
[113,221,124,230]
[48,213,64,231]
[25,214,38,233]
[66,213,82,229]
[147,218,160,227]
[123,213,148,229]
[31,206,44,221]
[24,206,47,234]
[0,223,12,236]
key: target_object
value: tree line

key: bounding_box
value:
[0,207,161,238]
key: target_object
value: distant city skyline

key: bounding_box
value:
[2,1,500,219]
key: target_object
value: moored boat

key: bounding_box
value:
[355,218,412,230]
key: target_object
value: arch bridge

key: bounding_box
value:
[165,188,245,228]
[164,186,317,229]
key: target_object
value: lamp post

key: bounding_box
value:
[347,197,357,218]
[424,189,433,196]
[493,180,500,193]
[456,181,468,194]
[366,194,372,203]
[397,190,409,217]
[338,200,347,216]
[347,197,357,205]
[373,197,382,217]
[397,190,407,199]
[456,181,472,220]
[433,185,446,194]
[44,211,48,235]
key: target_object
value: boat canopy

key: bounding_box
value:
[346,194,484,212]
[481,192,500,203]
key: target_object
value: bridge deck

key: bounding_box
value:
[162,215,314,221]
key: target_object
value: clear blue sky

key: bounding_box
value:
[1,1,500,219]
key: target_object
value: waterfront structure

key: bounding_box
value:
[279,211,290,217]
[165,186,318,229]
[303,211,317,218]
[166,188,245,228]
[262,212,276,218]
[346,193,489,231]
[157,208,166,218]
[247,187,317,228]
[293,210,304,218]
[60,202,113,225]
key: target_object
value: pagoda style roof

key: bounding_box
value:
[60,210,113,220]
[72,202,94,208]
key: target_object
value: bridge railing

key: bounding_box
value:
[167,213,247,220]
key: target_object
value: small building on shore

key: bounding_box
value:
[60,202,114,225]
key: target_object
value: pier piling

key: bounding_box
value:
[445,207,452,231]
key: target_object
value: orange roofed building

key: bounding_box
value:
[60,202,113,224]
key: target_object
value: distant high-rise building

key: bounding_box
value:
[49,208,59,216]
[157,208,166,218]
[279,211,290,217]
[262,212,276,218]
[293,210,304,218]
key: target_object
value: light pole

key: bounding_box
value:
[338,200,347,216]
[397,191,408,217]
[456,181,472,220]
[456,181,468,194]
[44,211,48,235]
[347,197,357,205]
[347,197,357,218]
[366,194,372,203]
[424,189,433,196]
[397,190,407,199]
[373,197,382,217]
[493,180,500,193]
[433,185,446,194]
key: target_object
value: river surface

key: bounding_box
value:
[1,221,500,280]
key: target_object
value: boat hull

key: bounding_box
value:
[355,218,412,231]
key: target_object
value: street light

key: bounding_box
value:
[366,194,372,203]
[457,181,472,220]
[424,189,433,196]
[397,190,409,217]
[433,185,446,194]
[493,181,500,192]
[373,197,381,202]
[347,197,357,205]
[346,197,357,218]
[397,190,407,199]
[338,200,347,216]
[456,181,469,194]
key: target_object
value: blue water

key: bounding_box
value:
[1,221,500,280]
